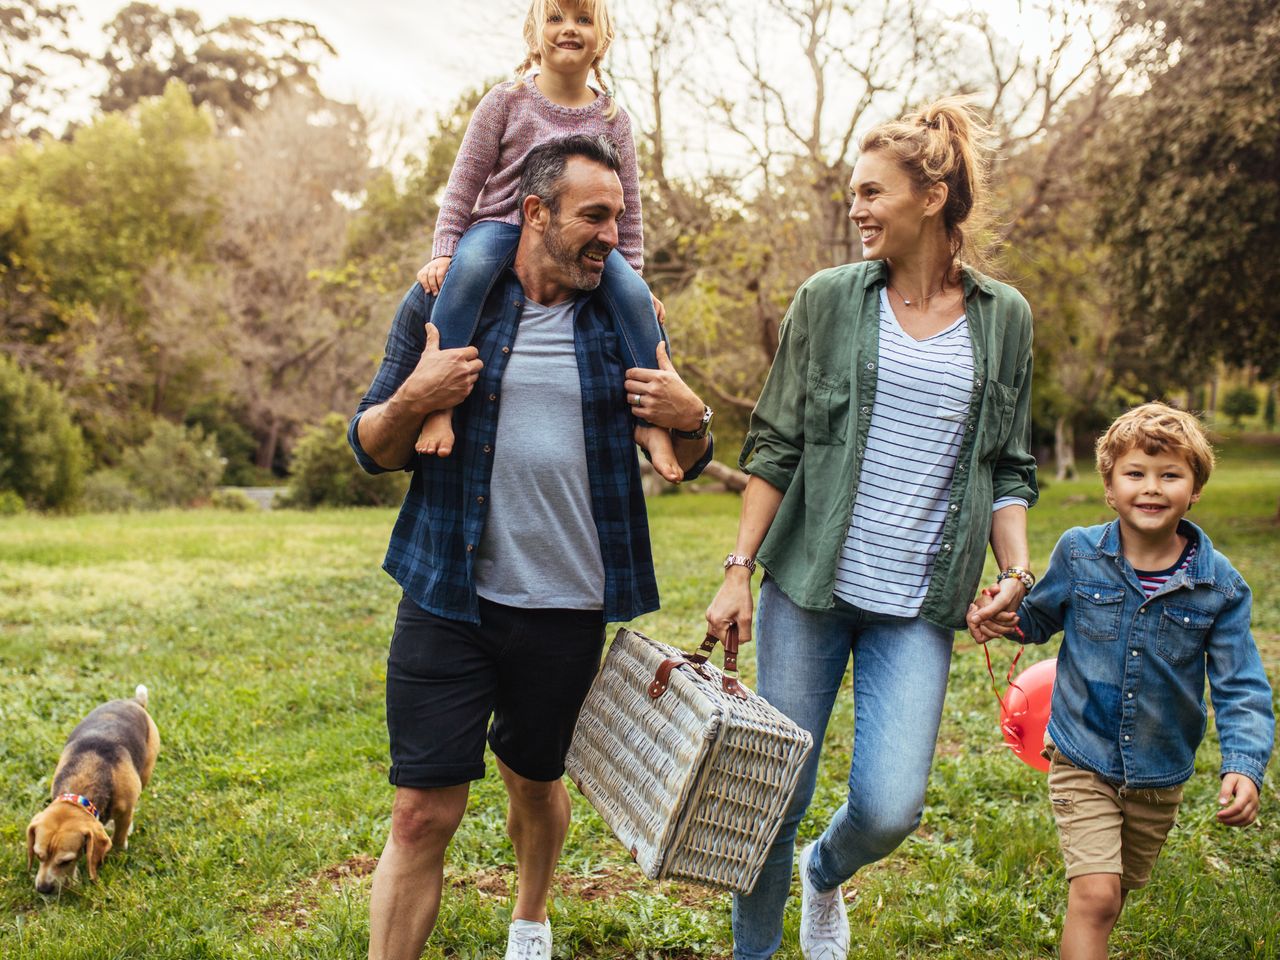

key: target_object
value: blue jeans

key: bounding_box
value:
[432,219,664,372]
[732,579,954,960]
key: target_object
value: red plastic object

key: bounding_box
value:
[997,657,1057,772]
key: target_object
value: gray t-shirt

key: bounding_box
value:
[474,296,605,610]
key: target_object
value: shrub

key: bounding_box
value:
[121,421,225,507]
[186,399,266,486]
[0,489,25,516]
[280,413,407,508]
[1221,386,1260,427]
[81,469,148,513]
[209,488,259,511]
[0,355,88,511]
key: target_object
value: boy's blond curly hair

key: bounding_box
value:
[1095,402,1216,493]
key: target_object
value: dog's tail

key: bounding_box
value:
[134,684,149,709]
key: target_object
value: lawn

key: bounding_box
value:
[1,447,1277,959]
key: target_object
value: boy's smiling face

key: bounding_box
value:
[1105,445,1201,545]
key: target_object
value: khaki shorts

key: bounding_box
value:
[1045,741,1182,890]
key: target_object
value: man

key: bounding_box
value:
[348,134,714,960]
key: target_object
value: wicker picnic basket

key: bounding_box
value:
[565,626,813,894]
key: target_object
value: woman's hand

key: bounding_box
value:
[651,293,666,326]
[966,579,1025,643]
[417,256,452,295]
[706,570,755,643]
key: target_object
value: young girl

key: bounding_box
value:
[414,0,681,482]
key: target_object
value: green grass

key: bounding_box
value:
[1,449,1277,959]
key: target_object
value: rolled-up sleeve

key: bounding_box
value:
[739,287,810,493]
[348,287,431,475]
[992,307,1039,506]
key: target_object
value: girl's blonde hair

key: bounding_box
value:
[858,96,992,266]
[515,0,618,119]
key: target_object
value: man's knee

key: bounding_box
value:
[390,787,467,849]
[1069,874,1123,926]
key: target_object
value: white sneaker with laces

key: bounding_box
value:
[504,918,552,960]
[799,841,850,960]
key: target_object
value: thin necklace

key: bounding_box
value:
[889,279,946,307]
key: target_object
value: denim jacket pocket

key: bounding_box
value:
[1072,582,1125,641]
[976,379,1016,460]
[1156,603,1212,666]
[805,372,850,445]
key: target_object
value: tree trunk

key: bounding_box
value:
[256,416,280,472]
[702,459,749,492]
[1054,415,1077,482]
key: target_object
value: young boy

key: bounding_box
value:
[995,403,1274,959]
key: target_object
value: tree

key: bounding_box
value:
[0,353,87,510]
[1221,386,1259,427]
[97,2,334,124]
[0,1,85,140]
[1092,0,1280,372]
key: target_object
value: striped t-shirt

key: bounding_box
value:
[1135,541,1197,597]
[834,290,973,617]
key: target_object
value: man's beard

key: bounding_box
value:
[544,215,607,291]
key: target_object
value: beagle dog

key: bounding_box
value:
[26,684,160,894]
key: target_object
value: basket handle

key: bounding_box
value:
[648,624,748,700]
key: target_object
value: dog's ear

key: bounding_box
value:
[26,821,37,869]
[84,823,111,881]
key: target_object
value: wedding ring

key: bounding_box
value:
[630,393,640,406]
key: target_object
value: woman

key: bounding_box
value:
[705,98,1038,960]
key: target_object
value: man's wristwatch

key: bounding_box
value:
[996,566,1036,592]
[723,554,757,575]
[673,404,713,440]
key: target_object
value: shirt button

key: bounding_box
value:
[1123,735,1131,742]
[1127,692,1133,699]
[1094,593,1101,599]
[1131,650,1139,656]
[502,346,511,354]
[949,504,958,513]
[866,362,876,370]
[476,496,485,505]
[942,543,952,551]
[1139,608,1147,615]
[861,406,870,414]
[976,378,984,387]
[483,444,492,454]
[466,543,474,552]
[514,300,522,307]
[1183,616,1190,623]
[489,393,497,401]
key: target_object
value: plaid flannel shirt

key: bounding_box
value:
[348,275,712,624]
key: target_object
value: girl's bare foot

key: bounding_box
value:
[635,424,683,483]
[415,409,456,457]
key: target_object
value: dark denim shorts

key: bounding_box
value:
[385,594,605,787]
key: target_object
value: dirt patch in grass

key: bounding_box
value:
[256,854,378,931]
[448,863,709,908]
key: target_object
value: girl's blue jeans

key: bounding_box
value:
[732,578,954,959]
[432,219,664,372]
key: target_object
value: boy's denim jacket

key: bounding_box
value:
[1017,519,1274,790]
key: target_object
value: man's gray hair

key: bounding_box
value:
[517,134,623,222]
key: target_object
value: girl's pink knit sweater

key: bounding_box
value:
[430,79,645,272]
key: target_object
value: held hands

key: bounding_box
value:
[417,256,452,295]
[1217,774,1260,826]
[400,323,483,414]
[624,342,704,433]
[966,577,1026,644]
[706,567,754,643]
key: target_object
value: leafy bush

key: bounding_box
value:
[209,488,260,511]
[186,398,267,485]
[0,489,25,516]
[121,421,225,507]
[81,469,148,513]
[1222,386,1260,427]
[280,412,407,508]
[0,355,88,511]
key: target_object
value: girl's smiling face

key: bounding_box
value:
[540,1,599,74]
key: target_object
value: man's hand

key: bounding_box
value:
[417,256,452,295]
[395,322,482,416]
[966,579,1025,643]
[1217,774,1260,826]
[624,341,704,432]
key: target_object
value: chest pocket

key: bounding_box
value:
[1156,603,1212,666]
[805,372,850,445]
[1072,583,1125,641]
[976,379,1017,460]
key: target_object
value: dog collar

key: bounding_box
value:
[56,792,101,820]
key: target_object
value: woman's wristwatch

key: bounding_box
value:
[723,554,757,575]
[996,566,1035,592]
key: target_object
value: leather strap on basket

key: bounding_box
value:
[648,624,749,700]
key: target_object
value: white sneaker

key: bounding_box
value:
[799,841,849,960]
[504,918,552,960]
